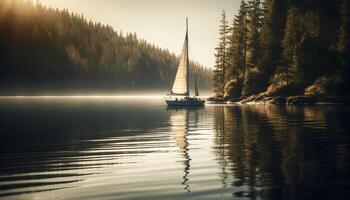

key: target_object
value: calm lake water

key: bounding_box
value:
[0,97,350,200]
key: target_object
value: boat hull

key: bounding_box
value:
[166,99,205,107]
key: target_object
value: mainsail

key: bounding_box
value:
[171,18,189,96]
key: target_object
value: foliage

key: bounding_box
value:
[227,0,247,82]
[0,0,212,94]
[213,10,230,95]
[266,81,303,97]
[241,67,264,97]
[224,78,243,99]
[304,75,345,97]
[246,0,263,67]
[213,0,350,100]
[224,0,248,98]
[259,0,288,79]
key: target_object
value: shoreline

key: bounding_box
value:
[208,94,348,105]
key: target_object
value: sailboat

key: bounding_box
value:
[165,18,205,106]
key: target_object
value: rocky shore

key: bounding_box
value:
[208,93,346,105]
[238,94,315,105]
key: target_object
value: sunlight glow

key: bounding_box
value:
[0,95,164,99]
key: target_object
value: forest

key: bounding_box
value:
[212,0,350,103]
[0,0,212,95]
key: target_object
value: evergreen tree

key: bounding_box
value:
[335,0,350,94]
[241,0,264,97]
[246,0,263,67]
[259,0,288,83]
[212,60,223,95]
[213,10,230,96]
[338,0,350,69]
[227,0,247,81]
[225,0,248,98]
[281,0,338,85]
[218,0,350,100]
[281,6,302,85]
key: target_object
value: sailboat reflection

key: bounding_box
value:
[168,107,201,193]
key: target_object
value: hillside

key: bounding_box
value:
[0,0,212,95]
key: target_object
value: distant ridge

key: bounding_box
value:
[0,0,211,95]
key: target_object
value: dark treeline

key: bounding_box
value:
[0,0,211,94]
[213,0,350,101]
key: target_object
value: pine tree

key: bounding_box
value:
[246,0,263,67]
[335,0,350,93]
[225,0,248,98]
[281,1,336,86]
[281,6,302,85]
[338,0,350,69]
[216,0,350,99]
[212,60,223,94]
[259,0,288,83]
[228,0,247,80]
[240,0,264,97]
[213,10,230,96]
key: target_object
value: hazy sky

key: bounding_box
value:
[40,0,240,68]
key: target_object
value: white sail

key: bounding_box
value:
[171,19,189,96]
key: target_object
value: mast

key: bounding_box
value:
[185,17,189,97]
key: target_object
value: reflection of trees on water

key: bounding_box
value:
[213,105,350,200]
[213,107,228,189]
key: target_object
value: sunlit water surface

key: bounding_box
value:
[0,97,349,200]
